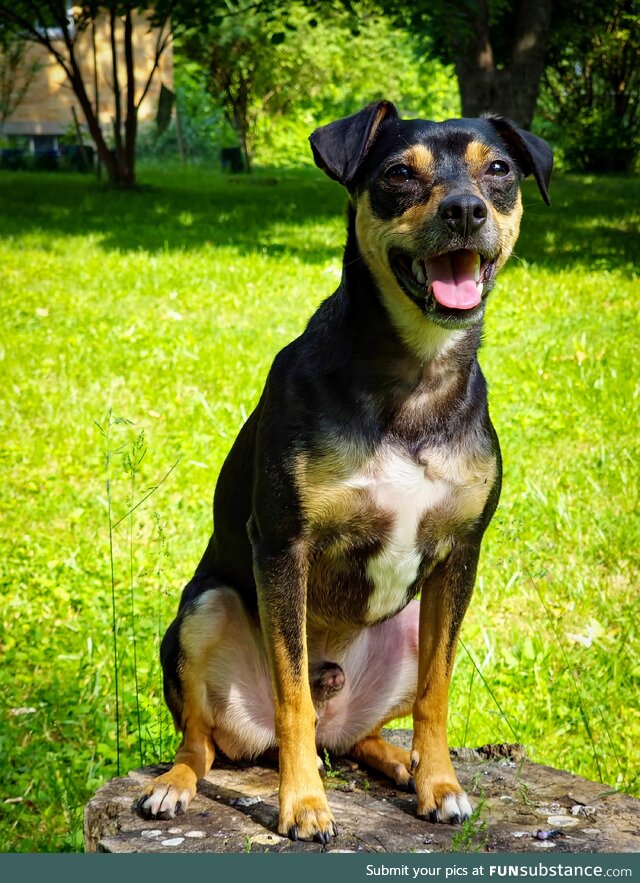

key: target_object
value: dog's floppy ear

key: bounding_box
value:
[488,117,553,205]
[309,101,399,188]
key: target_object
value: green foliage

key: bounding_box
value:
[255,9,459,168]
[0,164,638,851]
[135,58,239,163]
[176,1,459,169]
[539,0,640,172]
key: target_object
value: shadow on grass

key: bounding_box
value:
[0,165,347,263]
[516,174,640,272]
[0,165,638,270]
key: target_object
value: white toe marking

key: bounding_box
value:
[438,792,472,822]
[458,792,473,819]
[438,794,461,821]
[144,786,169,817]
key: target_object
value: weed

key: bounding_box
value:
[322,749,348,787]
[94,410,134,776]
[450,799,489,852]
[322,749,340,779]
[518,782,536,809]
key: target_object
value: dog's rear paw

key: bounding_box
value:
[134,773,195,820]
[279,793,338,843]
[417,789,472,824]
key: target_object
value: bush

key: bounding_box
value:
[538,2,640,172]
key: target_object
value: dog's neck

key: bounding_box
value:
[310,208,486,435]
[342,205,482,374]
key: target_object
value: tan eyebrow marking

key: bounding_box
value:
[403,144,435,178]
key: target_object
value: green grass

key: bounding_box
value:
[0,163,638,851]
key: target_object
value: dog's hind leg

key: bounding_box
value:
[344,601,418,791]
[350,731,414,791]
[136,584,280,819]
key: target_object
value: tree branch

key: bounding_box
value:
[110,7,123,155]
[0,3,73,78]
[135,14,172,110]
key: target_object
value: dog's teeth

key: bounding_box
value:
[412,259,426,285]
[477,282,484,297]
[474,255,481,283]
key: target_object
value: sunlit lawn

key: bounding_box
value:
[0,163,638,851]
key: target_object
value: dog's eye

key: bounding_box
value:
[384,164,413,184]
[486,160,511,177]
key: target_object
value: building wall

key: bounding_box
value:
[3,10,172,139]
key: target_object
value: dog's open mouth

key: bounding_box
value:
[391,249,497,312]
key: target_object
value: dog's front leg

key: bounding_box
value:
[412,544,481,823]
[252,536,336,843]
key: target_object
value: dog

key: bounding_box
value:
[135,101,552,843]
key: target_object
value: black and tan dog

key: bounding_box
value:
[136,101,552,842]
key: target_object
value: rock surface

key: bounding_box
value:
[84,731,640,853]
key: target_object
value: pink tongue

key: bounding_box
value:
[424,250,481,310]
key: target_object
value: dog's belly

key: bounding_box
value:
[298,438,496,626]
[180,587,419,758]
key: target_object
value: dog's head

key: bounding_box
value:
[310,101,552,333]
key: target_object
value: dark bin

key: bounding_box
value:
[220,147,245,173]
[0,148,27,170]
[61,144,95,172]
[34,149,60,171]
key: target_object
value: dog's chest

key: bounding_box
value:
[297,438,496,624]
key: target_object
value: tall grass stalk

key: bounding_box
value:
[95,410,131,777]
[458,637,520,743]
[526,572,604,783]
[96,414,181,775]
[123,431,147,767]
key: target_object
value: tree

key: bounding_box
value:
[386,0,554,129]
[0,1,172,186]
[178,2,319,172]
[177,1,460,171]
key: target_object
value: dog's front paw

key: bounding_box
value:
[411,748,472,824]
[416,787,472,824]
[134,769,196,820]
[278,792,338,843]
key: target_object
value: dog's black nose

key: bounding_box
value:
[438,194,487,237]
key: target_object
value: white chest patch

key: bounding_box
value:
[297,437,496,624]
[357,446,450,621]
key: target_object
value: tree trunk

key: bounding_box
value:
[237,119,252,173]
[449,0,554,129]
[66,49,119,184]
[123,9,137,188]
[0,5,164,188]
[85,734,640,854]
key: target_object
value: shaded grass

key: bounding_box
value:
[0,163,638,851]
